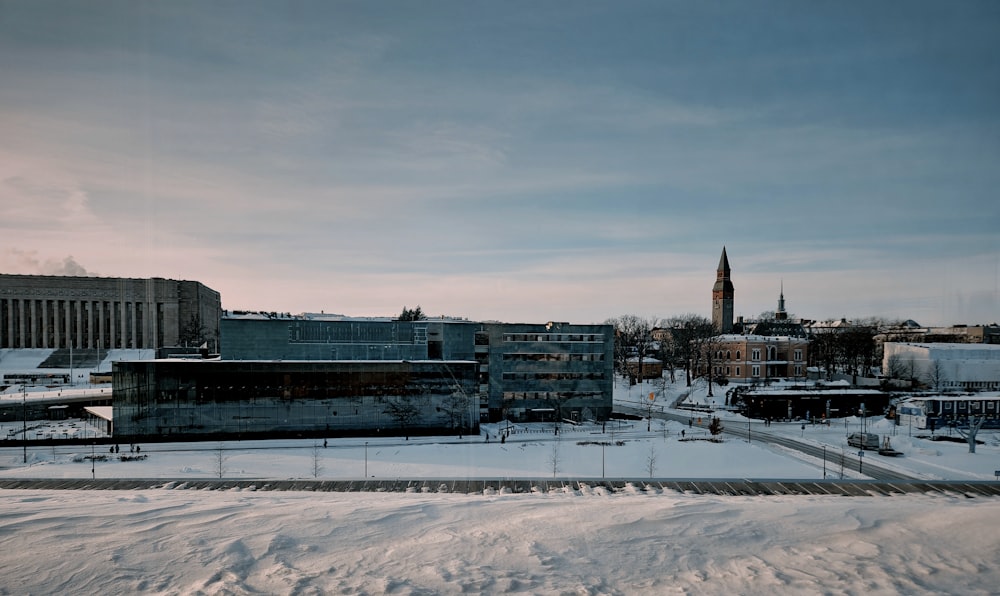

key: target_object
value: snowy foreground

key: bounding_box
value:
[2,487,999,595]
[2,378,1000,594]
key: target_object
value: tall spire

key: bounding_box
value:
[717,246,731,276]
[776,280,788,321]
[712,247,735,333]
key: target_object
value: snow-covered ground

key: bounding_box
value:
[3,487,997,595]
[2,374,999,594]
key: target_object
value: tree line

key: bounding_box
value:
[606,314,906,387]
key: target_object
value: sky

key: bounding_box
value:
[2,1,998,326]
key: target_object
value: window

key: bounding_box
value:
[736,367,741,376]
[752,349,761,361]
[794,365,802,376]
[751,365,760,377]
[793,349,802,361]
[735,351,741,360]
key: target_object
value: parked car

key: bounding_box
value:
[847,432,880,450]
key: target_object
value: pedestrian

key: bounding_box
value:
[681,429,685,438]
[323,439,327,448]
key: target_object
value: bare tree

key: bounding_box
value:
[646,444,657,479]
[311,443,324,478]
[955,416,987,454]
[662,314,714,387]
[606,315,658,385]
[885,353,908,382]
[439,389,470,436]
[924,360,946,392]
[383,396,421,440]
[548,441,561,478]
[214,443,228,478]
[698,335,723,397]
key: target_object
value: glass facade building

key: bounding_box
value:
[113,359,478,440]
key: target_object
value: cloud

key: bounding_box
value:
[1,249,91,276]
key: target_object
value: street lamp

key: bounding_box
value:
[364,441,369,478]
[22,386,27,464]
[602,442,605,478]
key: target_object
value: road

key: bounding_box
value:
[620,405,921,481]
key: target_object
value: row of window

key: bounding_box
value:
[502,391,604,401]
[714,348,804,361]
[502,353,605,362]
[711,364,805,378]
[942,400,999,411]
[503,333,604,343]
[501,372,605,381]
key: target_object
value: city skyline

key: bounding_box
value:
[2,2,998,326]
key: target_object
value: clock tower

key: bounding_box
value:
[712,247,734,333]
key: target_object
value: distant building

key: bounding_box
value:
[878,323,1000,346]
[0,274,220,351]
[738,285,807,338]
[883,342,1000,391]
[704,334,810,384]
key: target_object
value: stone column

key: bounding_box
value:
[64,300,72,349]
[130,302,138,349]
[75,300,83,349]
[86,301,94,349]
[99,301,106,350]
[18,298,27,348]
[33,299,41,348]
[110,301,117,349]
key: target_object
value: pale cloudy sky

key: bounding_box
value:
[1,1,998,325]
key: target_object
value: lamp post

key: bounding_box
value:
[364,441,369,478]
[22,386,27,464]
[602,442,605,478]
[822,445,827,479]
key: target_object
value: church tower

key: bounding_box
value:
[712,247,734,333]
[775,281,788,321]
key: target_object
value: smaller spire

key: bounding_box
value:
[776,280,788,320]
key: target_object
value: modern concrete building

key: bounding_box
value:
[883,342,1000,391]
[0,274,221,351]
[221,314,614,424]
[112,359,478,440]
[221,312,477,361]
[477,322,614,423]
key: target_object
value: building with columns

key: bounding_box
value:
[0,274,221,351]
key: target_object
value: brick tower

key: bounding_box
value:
[712,247,734,333]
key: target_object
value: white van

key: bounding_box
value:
[847,432,880,450]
